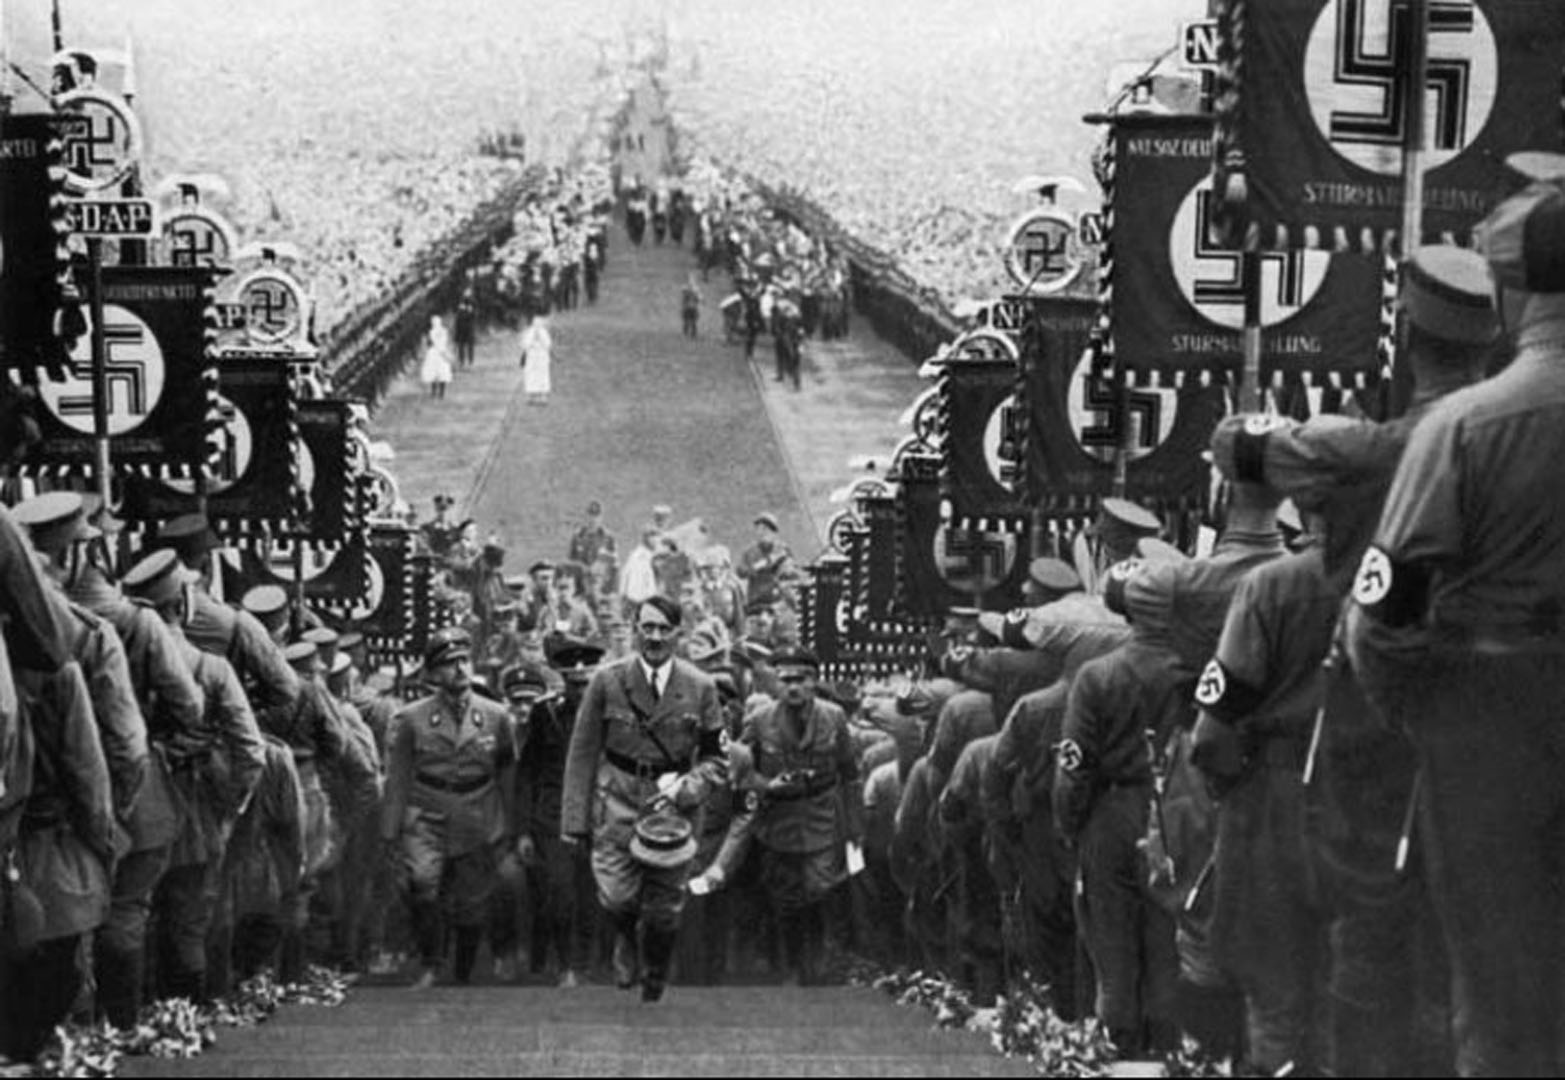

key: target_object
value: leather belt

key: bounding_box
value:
[605,748,677,778]
[415,772,491,795]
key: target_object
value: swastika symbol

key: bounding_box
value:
[1171,178,1330,329]
[1072,366,1171,464]
[1353,546,1394,605]
[247,284,297,334]
[39,304,166,436]
[168,220,224,268]
[1019,221,1072,277]
[1191,192,1309,310]
[1195,659,1227,707]
[1307,0,1498,175]
[935,527,1018,594]
[64,110,120,175]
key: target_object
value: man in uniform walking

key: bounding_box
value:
[382,628,519,988]
[1347,180,1565,1076]
[122,549,265,1003]
[560,595,727,1002]
[742,649,861,985]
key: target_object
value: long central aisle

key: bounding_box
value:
[125,985,1035,1077]
[464,231,818,563]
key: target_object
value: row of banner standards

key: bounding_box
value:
[797,0,1565,679]
[0,47,456,665]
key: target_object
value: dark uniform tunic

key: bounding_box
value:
[561,656,726,930]
[743,697,860,911]
[1198,546,1340,1072]
[1055,637,1186,1048]
[381,690,518,927]
[1348,341,1565,1077]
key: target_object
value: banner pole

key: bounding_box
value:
[1392,0,1430,418]
[1240,249,1263,411]
[89,236,112,511]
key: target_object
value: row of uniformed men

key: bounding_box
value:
[864,171,1565,1077]
[0,498,406,1061]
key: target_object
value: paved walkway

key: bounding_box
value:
[124,986,1032,1077]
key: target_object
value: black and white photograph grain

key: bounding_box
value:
[1,0,1562,1075]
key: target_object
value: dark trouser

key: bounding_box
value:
[1310,671,1450,1077]
[1211,754,1328,1074]
[1077,785,1178,1055]
[0,935,83,1061]
[1361,648,1565,1077]
[682,309,698,337]
[529,835,591,975]
[154,860,221,1002]
[97,843,171,1026]
[954,839,1004,1004]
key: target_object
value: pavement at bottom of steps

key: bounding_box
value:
[122,985,1039,1078]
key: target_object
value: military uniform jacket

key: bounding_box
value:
[0,505,73,673]
[1201,547,1340,744]
[381,690,518,855]
[1054,639,1190,842]
[743,697,861,854]
[71,571,205,748]
[173,639,266,866]
[516,694,573,837]
[559,655,726,843]
[63,601,149,834]
[183,589,300,725]
[15,661,113,940]
[227,735,306,919]
[1352,346,1565,661]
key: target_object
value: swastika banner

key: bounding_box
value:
[1213,0,1565,248]
[938,359,1027,527]
[800,558,851,676]
[288,399,357,543]
[0,115,69,378]
[896,472,1030,616]
[121,356,298,529]
[1111,114,1384,384]
[24,265,216,474]
[1020,296,1226,509]
[218,537,369,607]
[319,523,416,648]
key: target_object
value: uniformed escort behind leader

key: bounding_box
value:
[560,595,727,1002]
[381,627,519,989]
[741,648,862,986]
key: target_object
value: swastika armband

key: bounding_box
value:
[1232,415,1282,485]
[1193,658,1266,724]
[1352,545,1432,628]
[1056,738,1085,774]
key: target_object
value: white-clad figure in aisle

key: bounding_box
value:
[520,313,554,405]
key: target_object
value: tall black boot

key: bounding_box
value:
[641,926,677,1003]
[799,904,825,987]
[611,911,640,990]
[452,926,482,985]
[96,945,142,1029]
[410,899,443,988]
[779,911,806,986]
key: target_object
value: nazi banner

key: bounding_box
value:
[896,471,1031,616]
[120,356,298,529]
[0,115,70,379]
[1111,113,1384,384]
[19,265,216,475]
[938,358,1027,525]
[1019,295,1226,509]
[1213,0,1565,247]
